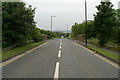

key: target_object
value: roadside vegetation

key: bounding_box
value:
[71,2,120,62]
[2,2,64,61]
[87,45,120,63]
[2,42,43,61]
[71,2,120,52]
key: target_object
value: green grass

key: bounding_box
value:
[87,45,120,62]
[2,42,44,61]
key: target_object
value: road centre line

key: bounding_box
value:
[54,62,59,80]
[59,46,62,49]
[53,38,62,79]
[54,38,62,79]
[60,39,62,44]
[75,42,120,70]
[58,50,61,58]
[60,42,62,46]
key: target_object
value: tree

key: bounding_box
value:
[113,9,120,44]
[72,23,85,39]
[2,2,39,48]
[31,27,42,42]
[71,21,96,39]
[94,2,116,47]
[86,20,97,39]
[40,29,53,39]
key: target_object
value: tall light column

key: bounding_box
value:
[51,16,55,33]
[85,0,87,45]
[65,24,68,38]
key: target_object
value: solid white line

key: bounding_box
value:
[75,42,95,53]
[58,50,61,57]
[0,54,26,67]
[54,62,59,80]
[1,42,48,67]
[26,42,48,54]
[59,46,62,49]
[94,54,120,70]
[75,42,120,70]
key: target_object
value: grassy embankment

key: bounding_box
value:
[87,45,120,63]
[2,42,44,61]
[87,38,120,53]
[77,38,120,63]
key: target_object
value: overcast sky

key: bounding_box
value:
[24,0,120,31]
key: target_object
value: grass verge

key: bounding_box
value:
[87,45,120,63]
[2,41,44,61]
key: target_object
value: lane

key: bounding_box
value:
[2,38,119,79]
[59,38,119,78]
[3,39,61,78]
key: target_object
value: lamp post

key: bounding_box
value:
[65,24,68,38]
[51,16,55,33]
[85,0,87,45]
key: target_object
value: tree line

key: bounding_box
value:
[2,2,59,48]
[72,2,120,47]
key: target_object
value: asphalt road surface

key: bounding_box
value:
[2,38,119,79]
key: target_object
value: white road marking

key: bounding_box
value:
[0,42,48,67]
[59,46,62,49]
[53,38,62,79]
[60,39,62,45]
[58,50,61,57]
[54,62,59,80]
[75,42,95,53]
[0,54,26,67]
[60,42,62,46]
[75,42,120,70]
[94,54,120,70]
[26,43,48,54]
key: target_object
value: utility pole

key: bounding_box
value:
[51,16,55,33]
[67,26,68,38]
[65,24,68,38]
[85,0,87,45]
[51,16,52,33]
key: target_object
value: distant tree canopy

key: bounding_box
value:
[72,23,85,38]
[40,29,65,39]
[72,20,96,39]
[2,2,41,48]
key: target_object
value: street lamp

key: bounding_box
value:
[85,0,87,45]
[65,24,68,38]
[51,16,55,33]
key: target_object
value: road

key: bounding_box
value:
[2,38,119,79]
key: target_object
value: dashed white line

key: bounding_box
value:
[54,62,59,80]
[59,45,62,49]
[60,39,62,45]
[58,50,61,57]
[54,38,62,79]
[60,43,62,46]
